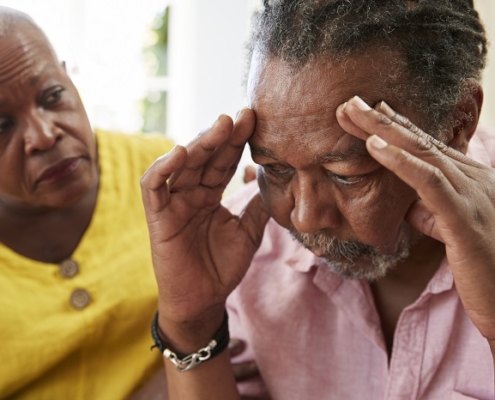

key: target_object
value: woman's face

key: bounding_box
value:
[247,52,425,279]
[0,24,98,212]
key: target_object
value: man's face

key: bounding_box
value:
[0,24,98,212]
[247,52,421,280]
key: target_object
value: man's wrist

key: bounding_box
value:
[151,310,230,372]
[156,306,226,353]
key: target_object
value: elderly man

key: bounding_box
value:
[142,0,495,399]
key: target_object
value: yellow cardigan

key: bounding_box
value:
[0,130,174,399]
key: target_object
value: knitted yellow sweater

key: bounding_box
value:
[0,130,174,399]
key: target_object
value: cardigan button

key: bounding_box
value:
[70,289,91,309]
[60,259,79,278]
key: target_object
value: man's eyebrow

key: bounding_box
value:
[250,143,369,162]
[316,144,369,163]
[250,146,278,160]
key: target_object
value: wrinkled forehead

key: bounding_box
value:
[246,49,409,163]
[0,18,56,56]
[0,23,58,71]
[247,48,401,114]
[0,29,61,91]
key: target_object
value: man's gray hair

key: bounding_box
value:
[247,0,488,135]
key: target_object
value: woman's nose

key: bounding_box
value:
[23,112,61,155]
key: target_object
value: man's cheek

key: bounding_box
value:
[257,173,293,225]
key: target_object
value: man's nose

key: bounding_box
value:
[290,174,341,234]
[23,112,62,155]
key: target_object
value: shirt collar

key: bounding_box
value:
[466,126,491,167]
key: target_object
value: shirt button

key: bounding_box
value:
[70,289,91,310]
[60,259,79,278]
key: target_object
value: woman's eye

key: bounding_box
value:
[43,87,64,106]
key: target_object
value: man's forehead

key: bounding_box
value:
[248,49,399,98]
[250,120,369,163]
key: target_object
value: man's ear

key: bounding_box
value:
[448,78,484,154]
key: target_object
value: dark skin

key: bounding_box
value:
[0,22,99,263]
[128,339,262,400]
[141,48,495,399]
[370,236,446,356]
[0,14,261,399]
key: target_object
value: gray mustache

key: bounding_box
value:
[289,227,376,263]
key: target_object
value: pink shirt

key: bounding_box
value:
[225,126,495,400]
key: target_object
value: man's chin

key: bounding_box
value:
[289,224,417,281]
[317,245,410,281]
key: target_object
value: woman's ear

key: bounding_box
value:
[448,78,484,154]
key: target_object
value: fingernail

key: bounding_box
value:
[235,109,242,122]
[235,108,249,122]
[368,135,388,149]
[379,101,396,118]
[341,102,348,111]
[353,96,371,111]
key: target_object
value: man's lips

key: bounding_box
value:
[36,157,82,185]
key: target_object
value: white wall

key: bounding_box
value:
[0,0,165,133]
[166,0,253,145]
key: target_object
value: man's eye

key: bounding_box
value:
[264,164,293,176]
[0,117,14,134]
[332,173,364,186]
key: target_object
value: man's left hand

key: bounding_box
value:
[337,95,495,349]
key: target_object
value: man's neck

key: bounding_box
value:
[370,236,446,358]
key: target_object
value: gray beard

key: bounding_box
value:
[290,226,415,281]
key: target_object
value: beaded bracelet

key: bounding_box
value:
[151,310,230,372]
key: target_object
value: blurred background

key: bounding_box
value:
[1,0,494,191]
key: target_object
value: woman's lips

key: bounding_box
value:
[36,157,81,185]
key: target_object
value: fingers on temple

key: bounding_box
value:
[342,97,468,175]
[366,136,460,216]
[171,109,255,190]
[168,115,234,188]
[200,109,256,188]
[336,102,370,141]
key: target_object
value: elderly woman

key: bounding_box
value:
[141,0,495,399]
[0,7,176,399]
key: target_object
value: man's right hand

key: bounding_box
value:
[140,109,270,351]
